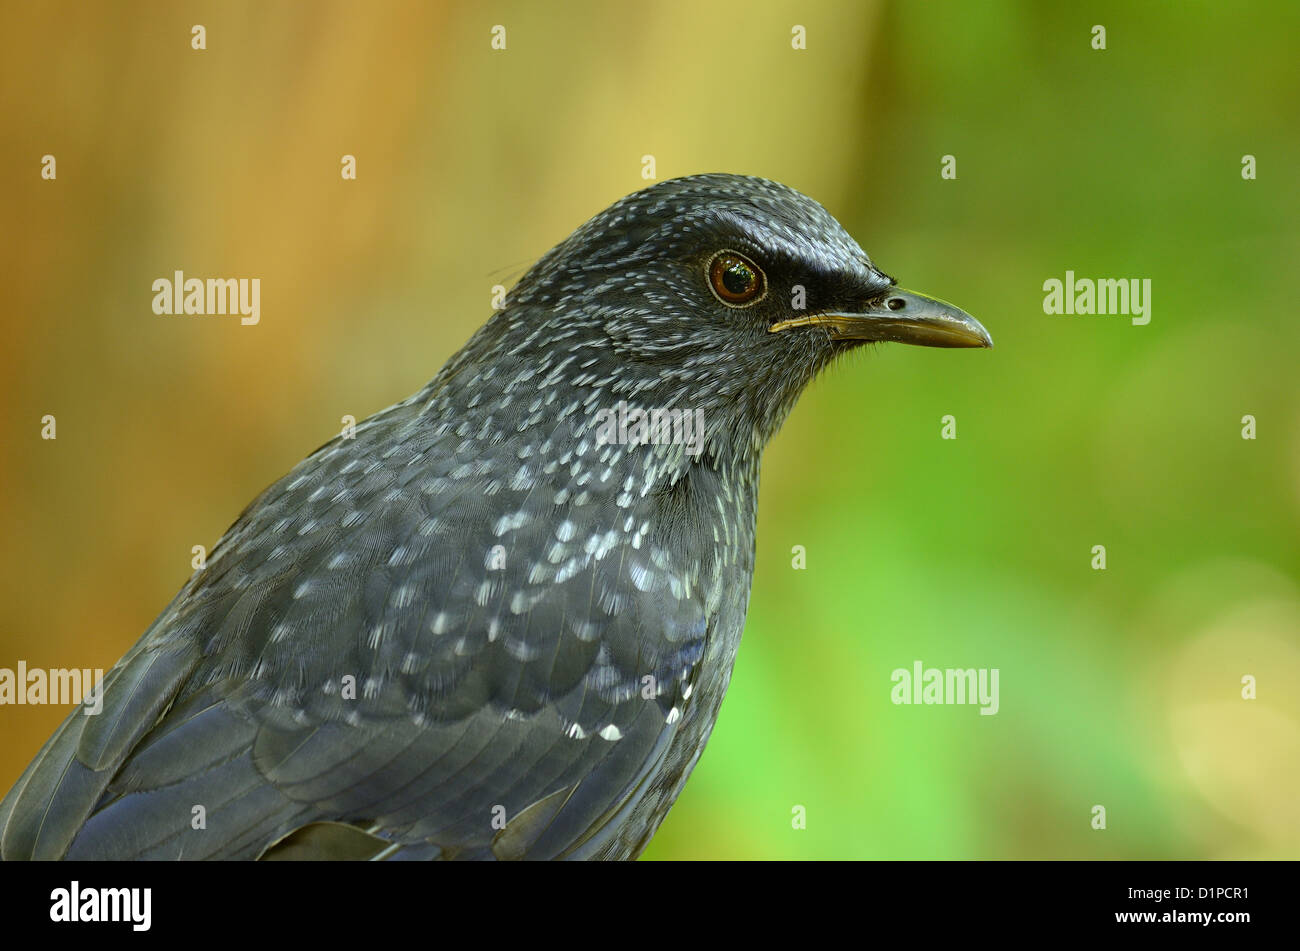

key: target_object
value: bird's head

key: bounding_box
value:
[454,173,991,467]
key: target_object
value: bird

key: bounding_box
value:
[0,173,991,860]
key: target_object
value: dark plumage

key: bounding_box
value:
[0,174,990,860]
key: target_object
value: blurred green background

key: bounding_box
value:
[1,0,1296,859]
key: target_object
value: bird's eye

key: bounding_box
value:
[707,250,766,306]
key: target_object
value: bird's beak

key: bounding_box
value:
[769,287,993,349]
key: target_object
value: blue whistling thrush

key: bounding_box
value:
[0,174,991,860]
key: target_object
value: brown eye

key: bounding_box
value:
[708,251,765,306]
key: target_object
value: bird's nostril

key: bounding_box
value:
[886,297,906,311]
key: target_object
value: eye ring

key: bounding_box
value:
[707,250,766,307]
